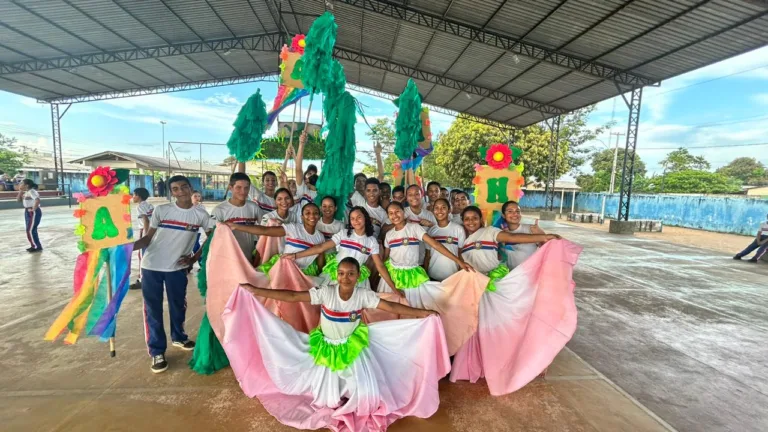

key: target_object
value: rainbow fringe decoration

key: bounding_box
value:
[44,243,133,344]
[266,86,309,127]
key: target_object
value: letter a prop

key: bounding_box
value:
[92,206,119,240]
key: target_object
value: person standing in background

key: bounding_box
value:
[17,179,42,253]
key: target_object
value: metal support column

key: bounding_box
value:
[50,103,70,192]
[544,115,561,211]
[616,87,643,221]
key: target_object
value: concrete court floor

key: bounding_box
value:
[0,205,764,432]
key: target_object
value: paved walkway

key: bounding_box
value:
[0,206,763,431]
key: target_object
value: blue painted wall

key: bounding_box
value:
[520,191,768,236]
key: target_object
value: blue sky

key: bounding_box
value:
[1,45,767,178]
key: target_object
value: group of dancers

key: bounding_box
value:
[133,132,580,431]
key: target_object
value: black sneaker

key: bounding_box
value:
[151,354,168,373]
[25,247,36,252]
[172,340,195,351]
[129,281,142,290]
[28,248,42,253]
[733,255,742,260]
[748,258,758,263]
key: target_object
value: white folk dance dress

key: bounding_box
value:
[376,223,484,355]
[449,227,583,396]
[426,222,466,281]
[320,230,379,290]
[220,282,450,432]
[501,224,538,269]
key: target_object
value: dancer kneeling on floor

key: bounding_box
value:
[224,257,450,431]
[285,206,396,291]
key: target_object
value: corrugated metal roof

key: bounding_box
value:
[69,151,232,174]
[0,0,766,128]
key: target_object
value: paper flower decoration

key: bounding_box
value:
[280,45,290,62]
[291,34,306,54]
[87,166,118,197]
[73,209,87,218]
[485,144,513,170]
[121,194,132,205]
[73,193,87,203]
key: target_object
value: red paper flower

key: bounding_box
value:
[291,34,306,54]
[87,166,118,197]
[485,144,513,170]
[121,194,132,205]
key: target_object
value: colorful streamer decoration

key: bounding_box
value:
[266,35,310,128]
[472,144,526,225]
[45,166,134,354]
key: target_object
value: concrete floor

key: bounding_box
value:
[0,206,763,432]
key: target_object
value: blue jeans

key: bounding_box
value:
[736,235,768,260]
[141,269,189,356]
[24,208,42,249]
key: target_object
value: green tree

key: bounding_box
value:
[716,157,767,185]
[0,133,27,174]
[577,148,646,192]
[661,148,710,172]
[645,170,740,194]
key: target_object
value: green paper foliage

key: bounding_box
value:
[394,79,422,161]
[315,90,357,220]
[299,11,338,94]
[114,169,130,185]
[197,229,214,298]
[226,89,268,162]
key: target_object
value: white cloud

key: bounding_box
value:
[204,92,242,106]
[753,93,768,105]
[19,97,45,109]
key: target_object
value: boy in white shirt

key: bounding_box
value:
[361,178,391,240]
[132,175,216,374]
[734,214,768,263]
[294,132,319,208]
[130,188,154,290]
[212,172,262,261]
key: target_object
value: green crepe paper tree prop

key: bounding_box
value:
[295,11,338,96]
[394,79,423,161]
[188,230,230,375]
[315,91,357,220]
[226,89,268,162]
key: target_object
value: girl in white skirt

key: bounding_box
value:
[424,198,466,281]
[224,257,450,431]
[498,201,546,269]
[285,206,396,291]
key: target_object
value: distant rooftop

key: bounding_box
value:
[69,151,232,175]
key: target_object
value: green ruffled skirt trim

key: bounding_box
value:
[258,254,320,276]
[308,323,369,372]
[385,260,429,289]
[486,263,510,292]
[322,254,370,282]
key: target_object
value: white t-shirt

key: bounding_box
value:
[461,227,502,275]
[249,185,277,213]
[502,224,538,269]
[350,191,366,207]
[426,222,466,281]
[361,202,390,239]
[403,207,436,263]
[261,208,300,226]
[295,183,317,208]
[22,189,39,208]
[135,201,155,231]
[212,200,262,260]
[332,230,380,267]
[760,222,768,235]
[310,282,380,341]
[317,218,345,241]
[384,223,426,269]
[283,223,325,269]
[141,203,215,272]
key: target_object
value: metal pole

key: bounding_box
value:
[559,189,564,215]
[571,189,576,214]
[609,132,624,194]
[160,121,167,158]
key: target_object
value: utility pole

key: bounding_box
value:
[609,132,625,194]
[160,121,167,158]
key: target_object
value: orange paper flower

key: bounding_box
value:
[87,166,118,197]
[485,144,513,170]
[121,194,132,205]
[73,209,87,218]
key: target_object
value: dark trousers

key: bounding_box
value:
[141,269,189,356]
[24,208,42,249]
[737,235,768,260]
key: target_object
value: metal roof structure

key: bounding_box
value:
[0,0,766,128]
[69,151,233,175]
